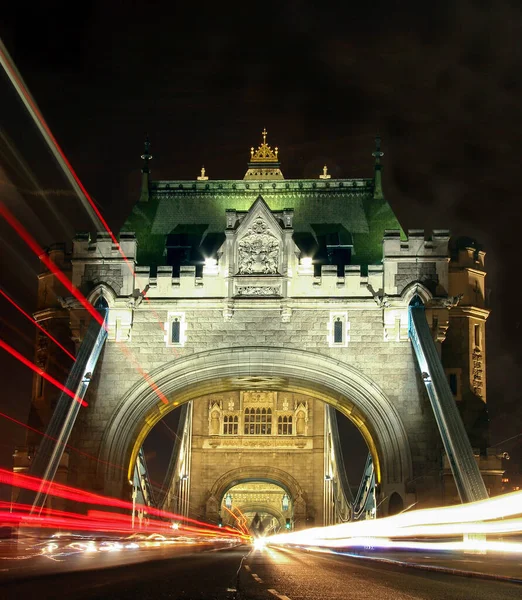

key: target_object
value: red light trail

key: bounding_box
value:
[0,203,173,408]
[0,469,248,540]
[0,410,171,493]
[0,202,105,327]
[0,339,86,406]
[0,288,76,361]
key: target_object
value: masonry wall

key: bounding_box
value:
[68,301,443,508]
[189,392,326,525]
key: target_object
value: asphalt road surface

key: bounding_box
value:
[0,543,520,599]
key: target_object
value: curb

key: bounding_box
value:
[335,551,522,585]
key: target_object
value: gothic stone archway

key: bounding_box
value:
[208,467,305,526]
[97,347,413,508]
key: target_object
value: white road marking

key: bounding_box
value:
[244,564,251,572]
[252,573,263,583]
[268,589,292,600]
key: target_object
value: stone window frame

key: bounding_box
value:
[445,368,462,402]
[277,414,293,435]
[328,312,350,347]
[164,312,187,347]
[244,407,273,435]
[223,415,239,435]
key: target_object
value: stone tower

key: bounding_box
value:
[17,131,503,523]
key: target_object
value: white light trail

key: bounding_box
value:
[267,489,522,554]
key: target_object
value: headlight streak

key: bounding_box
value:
[265,489,522,555]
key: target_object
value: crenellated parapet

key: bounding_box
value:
[383,229,451,297]
[71,232,136,297]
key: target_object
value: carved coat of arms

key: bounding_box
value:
[237,218,279,274]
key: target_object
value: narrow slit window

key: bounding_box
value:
[333,318,343,344]
[37,375,44,398]
[449,373,458,396]
[474,324,480,349]
[172,319,181,344]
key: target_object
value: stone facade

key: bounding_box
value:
[17,135,504,524]
[187,390,324,528]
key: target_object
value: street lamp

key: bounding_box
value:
[225,493,232,509]
[282,493,289,511]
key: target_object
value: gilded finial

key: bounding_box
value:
[248,129,280,163]
[319,165,331,179]
[197,165,209,181]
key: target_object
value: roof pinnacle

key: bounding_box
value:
[372,135,384,200]
[141,134,153,171]
[372,136,384,164]
[244,129,284,180]
[319,165,331,179]
[197,165,209,181]
[139,135,152,203]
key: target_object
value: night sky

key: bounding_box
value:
[1,1,521,489]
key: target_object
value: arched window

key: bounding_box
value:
[244,407,272,435]
[278,415,293,435]
[223,415,238,435]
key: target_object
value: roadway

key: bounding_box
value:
[0,542,520,599]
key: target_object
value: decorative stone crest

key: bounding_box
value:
[236,285,281,296]
[237,217,279,274]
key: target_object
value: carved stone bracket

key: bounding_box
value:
[223,300,234,321]
[431,294,463,309]
[281,302,292,323]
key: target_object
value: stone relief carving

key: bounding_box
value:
[243,391,274,405]
[236,286,281,296]
[441,294,463,308]
[472,347,484,398]
[208,399,222,435]
[237,217,280,274]
[35,332,49,368]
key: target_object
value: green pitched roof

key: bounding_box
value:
[121,178,403,272]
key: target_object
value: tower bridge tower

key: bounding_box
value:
[18,131,504,523]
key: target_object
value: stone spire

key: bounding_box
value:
[243,129,284,180]
[372,136,384,200]
[139,135,153,203]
